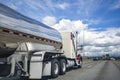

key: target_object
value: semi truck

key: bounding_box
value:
[0,3,82,79]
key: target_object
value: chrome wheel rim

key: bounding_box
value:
[54,63,59,74]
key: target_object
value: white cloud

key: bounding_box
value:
[111,0,120,9]
[53,19,88,31]
[42,16,120,57]
[25,0,49,10]
[83,28,120,56]
[57,3,69,10]
[9,3,17,10]
[76,0,102,17]
[42,16,56,26]
[83,19,102,25]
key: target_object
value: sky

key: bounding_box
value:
[0,0,120,57]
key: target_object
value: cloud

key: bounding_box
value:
[53,19,88,31]
[83,27,120,56]
[42,16,56,26]
[111,0,120,9]
[57,3,69,10]
[9,3,18,10]
[42,16,120,56]
[76,0,103,17]
[116,32,120,37]
[83,19,102,25]
[24,0,55,12]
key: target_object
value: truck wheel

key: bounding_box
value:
[51,59,59,78]
[59,59,66,75]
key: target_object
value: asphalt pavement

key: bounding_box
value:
[1,60,120,80]
[47,60,120,80]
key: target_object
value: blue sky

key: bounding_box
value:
[0,0,120,56]
[0,0,120,29]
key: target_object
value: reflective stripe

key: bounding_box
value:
[1,28,60,44]
[13,32,19,35]
[22,34,27,37]
[2,29,10,33]
[30,36,34,38]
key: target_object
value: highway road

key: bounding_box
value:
[1,60,120,80]
[46,60,120,80]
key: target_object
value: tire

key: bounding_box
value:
[59,59,66,75]
[51,59,59,78]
